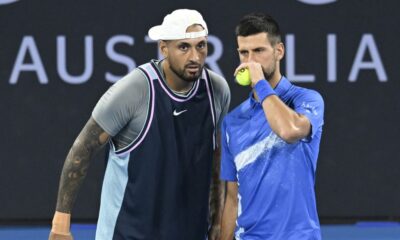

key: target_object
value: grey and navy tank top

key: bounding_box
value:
[96,61,217,240]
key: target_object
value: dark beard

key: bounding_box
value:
[263,65,276,81]
[169,63,203,82]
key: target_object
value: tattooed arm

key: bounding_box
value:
[208,132,226,240]
[49,117,109,239]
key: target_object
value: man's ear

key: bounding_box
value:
[159,40,168,58]
[275,42,285,61]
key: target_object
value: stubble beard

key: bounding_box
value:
[169,63,203,82]
[263,65,276,82]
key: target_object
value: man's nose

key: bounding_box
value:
[189,48,200,62]
[247,52,255,62]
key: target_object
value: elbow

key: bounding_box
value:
[274,116,310,143]
[277,128,302,144]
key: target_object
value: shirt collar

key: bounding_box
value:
[274,76,292,96]
[249,76,292,107]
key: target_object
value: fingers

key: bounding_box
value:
[234,62,265,85]
[51,211,71,234]
[234,63,248,76]
[50,212,72,240]
[49,231,73,240]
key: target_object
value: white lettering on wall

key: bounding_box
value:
[57,35,93,84]
[349,34,387,82]
[105,35,136,83]
[6,33,389,84]
[285,34,315,82]
[9,36,48,84]
[327,34,337,82]
[206,35,224,78]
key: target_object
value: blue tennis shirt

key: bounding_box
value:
[221,77,324,240]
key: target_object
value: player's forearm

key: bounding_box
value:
[237,62,309,142]
[209,178,225,226]
[55,146,93,213]
[55,118,108,213]
[209,148,225,227]
[261,96,310,143]
[220,195,237,240]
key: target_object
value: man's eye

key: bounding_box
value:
[197,43,206,49]
[179,45,188,51]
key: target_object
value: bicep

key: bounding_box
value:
[92,69,149,137]
[214,131,222,156]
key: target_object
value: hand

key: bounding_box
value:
[49,212,73,240]
[207,225,221,240]
[48,231,73,240]
[234,61,265,87]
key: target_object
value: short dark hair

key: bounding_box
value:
[235,13,282,46]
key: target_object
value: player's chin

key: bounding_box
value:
[183,70,201,82]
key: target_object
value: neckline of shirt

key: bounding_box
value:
[153,59,200,98]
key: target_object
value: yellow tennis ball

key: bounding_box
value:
[236,68,251,86]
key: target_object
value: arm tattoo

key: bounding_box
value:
[55,117,108,213]
[209,134,226,227]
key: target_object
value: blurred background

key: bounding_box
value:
[1,0,399,239]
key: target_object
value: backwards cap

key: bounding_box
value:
[148,9,208,40]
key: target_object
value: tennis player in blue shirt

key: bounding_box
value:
[220,13,324,240]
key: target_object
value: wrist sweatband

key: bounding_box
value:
[254,80,276,103]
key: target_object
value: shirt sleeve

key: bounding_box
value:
[208,70,231,132]
[294,89,325,141]
[92,69,149,136]
[220,119,238,181]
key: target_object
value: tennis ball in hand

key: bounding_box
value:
[236,68,251,86]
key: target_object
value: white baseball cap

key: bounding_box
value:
[148,9,208,40]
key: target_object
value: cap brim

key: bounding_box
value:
[148,25,163,40]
